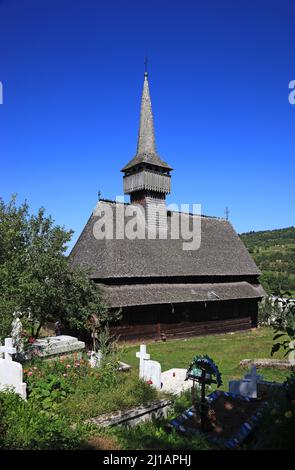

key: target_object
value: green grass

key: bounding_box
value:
[120,327,290,389]
[105,419,213,450]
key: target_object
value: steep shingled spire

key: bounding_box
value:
[121,72,172,172]
[136,71,156,155]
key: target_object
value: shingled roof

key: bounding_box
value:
[69,200,261,279]
[102,282,264,308]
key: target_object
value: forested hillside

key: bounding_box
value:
[240,226,295,294]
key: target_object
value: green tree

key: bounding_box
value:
[0,196,117,340]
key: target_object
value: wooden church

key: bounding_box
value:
[70,71,265,341]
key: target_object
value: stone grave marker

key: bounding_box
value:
[0,338,27,399]
[144,360,162,389]
[25,335,85,359]
[136,344,162,390]
[229,365,263,398]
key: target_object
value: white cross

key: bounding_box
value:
[136,344,150,378]
[0,338,16,361]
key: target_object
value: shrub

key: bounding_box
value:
[258,296,280,326]
[0,392,87,449]
[271,296,295,358]
[24,355,91,411]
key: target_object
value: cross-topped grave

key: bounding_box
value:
[244,365,263,382]
[136,344,150,379]
[229,365,263,399]
[0,338,16,360]
[136,344,161,390]
[0,337,27,400]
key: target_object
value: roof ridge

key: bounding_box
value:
[97,200,227,220]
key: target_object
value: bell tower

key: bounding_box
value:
[121,71,172,231]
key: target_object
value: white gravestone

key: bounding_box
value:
[143,360,162,390]
[229,365,263,399]
[0,338,27,400]
[136,344,162,390]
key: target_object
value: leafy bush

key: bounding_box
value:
[0,392,87,449]
[258,296,280,326]
[271,297,295,358]
[24,355,90,410]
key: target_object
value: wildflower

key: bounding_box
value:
[28,371,33,376]
[285,410,293,419]
[66,364,71,368]
[33,366,38,370]
[63,373,67,377]
[75,362,80,367]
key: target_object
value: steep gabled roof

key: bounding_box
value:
[69,201,261,279]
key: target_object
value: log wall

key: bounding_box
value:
[110,316,252,342]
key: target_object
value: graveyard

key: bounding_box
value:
[1,325,295,450]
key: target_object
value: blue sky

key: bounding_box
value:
[0,0,294,250]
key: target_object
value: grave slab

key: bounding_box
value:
[161,368,193,395]
[26,335,85,359]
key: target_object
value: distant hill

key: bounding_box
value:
[240,226,295,295]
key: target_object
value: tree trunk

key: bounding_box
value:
[35,322,43,339]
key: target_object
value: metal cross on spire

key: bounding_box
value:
[144,57,148,76]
